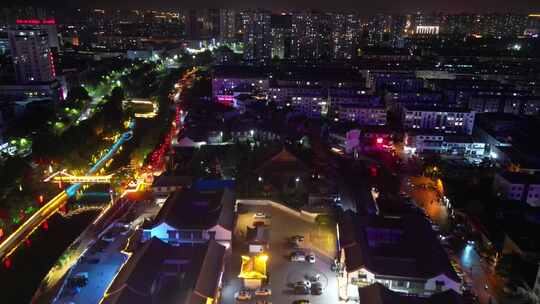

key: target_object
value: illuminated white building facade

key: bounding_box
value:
[415,25,440,35]
[402,106,476,135]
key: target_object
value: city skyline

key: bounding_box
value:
[6,1,540,14]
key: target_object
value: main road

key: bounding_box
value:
[403,175,499,304]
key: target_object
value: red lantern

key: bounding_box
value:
[370,166,378,177]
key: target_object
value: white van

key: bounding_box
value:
[290,251,306,262]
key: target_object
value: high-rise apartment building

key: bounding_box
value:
[243,10,272,64]
[183,9,200,39]
[9,22,58,83]
[290,11,333,61]
[219,9,237,41]
[270,14,292,59]
[182,9,220,39]
[331,13,360,60]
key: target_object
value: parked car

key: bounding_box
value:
[254,212,269,219]
[311,281,322,289]
[101,233,116,242]
[290,239,302,249]
[291,235,305,242]
[290,251,306,262]
[293,285,310,295]
[294,281,311,289]
[254,288,272,296]
[68,272,88,288]
[307,274,321,282]
[86,257,100,264]
[65,286,81,296]
[235,290,252,301]
[253,221,266,227]
[311,286,323,295]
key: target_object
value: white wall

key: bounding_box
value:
[207,225,232,248]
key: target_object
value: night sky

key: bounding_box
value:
[9,0,540,13]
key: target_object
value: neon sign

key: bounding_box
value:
[217,95,234,102]
[216,95,234,107]
[16,19,56,25]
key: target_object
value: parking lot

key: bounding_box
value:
[222,200,338,304]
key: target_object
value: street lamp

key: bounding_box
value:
[258,176,263,182]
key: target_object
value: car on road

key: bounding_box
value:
[254,212,269,219]
[461,282,472,292]
[254,288,272,296]
[306,253,316,263]
[235,290,252,301]
[333,202,344,209]
[439,237,450,246]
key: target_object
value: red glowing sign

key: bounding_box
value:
[16,19,56,25]
[217,95,234,107]
[370,166,378,177]
[217,95,234,102]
